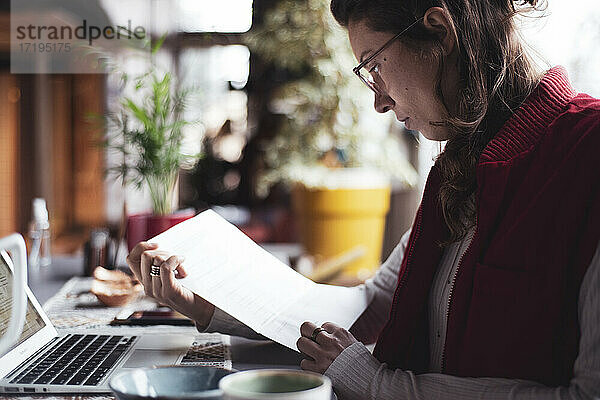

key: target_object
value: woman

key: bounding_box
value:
[127,0,600,398]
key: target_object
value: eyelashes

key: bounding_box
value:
[369,64,380,74]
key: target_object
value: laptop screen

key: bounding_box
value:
[0,253,46,354]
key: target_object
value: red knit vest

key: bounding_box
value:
[373,67,600,386]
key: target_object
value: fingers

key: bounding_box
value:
[140,250,152,295]
[300,358,317,372]
[298,321,357,374]
[300,321,333,345]
[296,336,319,357]
[174,259,187,278]
[140,250,155,296]
[140,250,170,297]
[129,246,186,307]
[300,321,318,338]
[126,242,158,281]
[321,322,340,334]
[151,256,168,300]
[128,242,158,264]
[149,254,167,298]
[159,255,182,301]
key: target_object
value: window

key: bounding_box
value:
[102,1,252,217]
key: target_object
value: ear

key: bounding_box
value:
[422,7,457,56]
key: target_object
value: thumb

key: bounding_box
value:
[175,257,187,278]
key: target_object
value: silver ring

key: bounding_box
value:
[310,327,327,342]
[150,264,161,277]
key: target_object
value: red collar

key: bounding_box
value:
[480,66,578,164]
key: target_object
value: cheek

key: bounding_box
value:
[382,67,426,107]
[381,62,444,118]
[387,84,424,115]
[394,61,438,106]
[402,83,444,118]
[380,70,411,105]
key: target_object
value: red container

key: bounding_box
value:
[126,213,150,252]
[126,210,196,252]
[146,211,196,239]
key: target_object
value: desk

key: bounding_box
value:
[5,256,305,399]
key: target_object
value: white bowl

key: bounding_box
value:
[219,369,332,400]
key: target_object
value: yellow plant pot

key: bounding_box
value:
[292,185,391,280]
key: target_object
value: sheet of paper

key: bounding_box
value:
[150,210,370,350]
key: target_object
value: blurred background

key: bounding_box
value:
[1,0,599,284]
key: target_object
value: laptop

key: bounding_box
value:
[0,251,229,394]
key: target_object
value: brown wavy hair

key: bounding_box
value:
[331,0,545,245]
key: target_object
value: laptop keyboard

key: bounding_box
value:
[181,341,227,363]
[10,334,136,386]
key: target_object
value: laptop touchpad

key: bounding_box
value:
[135,334,193,349]
[122,349,180,368]
[121,335,193,368]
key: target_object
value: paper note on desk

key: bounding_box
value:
[149,210,370,351]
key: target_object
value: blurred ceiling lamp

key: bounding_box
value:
[215,135,246,163]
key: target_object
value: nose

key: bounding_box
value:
[374,92,395,114]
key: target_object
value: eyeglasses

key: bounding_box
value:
[353,18,422,95]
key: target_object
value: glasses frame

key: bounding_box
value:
[352,18,423,95]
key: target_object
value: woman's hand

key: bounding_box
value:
[297,321,359,374]
[126,242,215,328]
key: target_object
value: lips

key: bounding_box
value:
[401,117,411,130]
[395,113,411,128]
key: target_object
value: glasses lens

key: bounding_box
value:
[358,67,380,94]
[360,67,376,84]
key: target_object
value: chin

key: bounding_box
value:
[421,125,450,141]
[421,133,445,141]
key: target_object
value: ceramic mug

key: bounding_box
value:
[219,369,332,400]
[0,234,28,356]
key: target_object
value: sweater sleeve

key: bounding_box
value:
[196,307,267,340]
[324,239,600,400]
[349,228,412,344]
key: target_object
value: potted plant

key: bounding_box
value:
[103,42,201,250]
[246,0,418,280]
